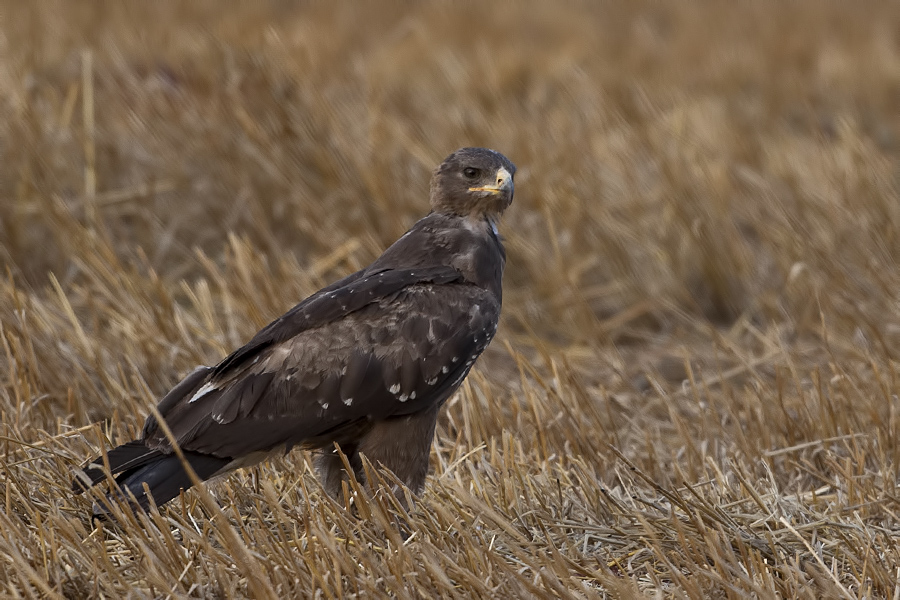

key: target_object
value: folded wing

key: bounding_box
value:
[139,266,500,460]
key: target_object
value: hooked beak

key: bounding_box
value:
[469,166,513,195]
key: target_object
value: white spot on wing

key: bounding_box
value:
[343,397,353,406]
[426,377,438,385]
[399,393,409,402]
[410,391,416,400]
[441,366,449,374]
[189,382,217,403]
[389,383,401,394]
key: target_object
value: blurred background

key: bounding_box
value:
[2,3,900,595]
[4,2,897,334]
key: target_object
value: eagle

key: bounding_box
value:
[73,147,516,514]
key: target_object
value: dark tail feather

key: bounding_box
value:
[101,452,231,512]
[72,440,162,492]
[73,440,230,513]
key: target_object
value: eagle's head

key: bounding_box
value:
[430,148,516,218]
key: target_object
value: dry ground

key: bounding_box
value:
[2,2,900,598]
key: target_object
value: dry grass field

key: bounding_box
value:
[2,1,900,597]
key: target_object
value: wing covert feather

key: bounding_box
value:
[212,266,463,375]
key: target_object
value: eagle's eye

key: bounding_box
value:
[463,167,479,179]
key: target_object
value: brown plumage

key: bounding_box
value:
[73,147,516,514]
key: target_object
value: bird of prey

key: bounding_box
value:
[73,147,516,514]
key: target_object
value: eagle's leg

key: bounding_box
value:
[315,442,362,501]
[356,404,441,508]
